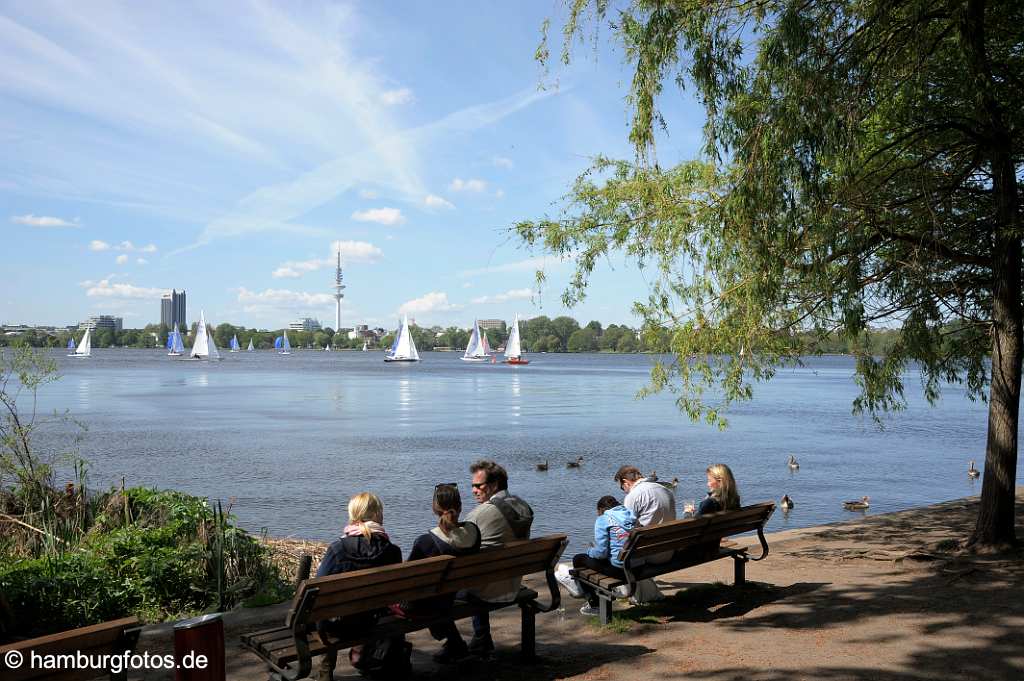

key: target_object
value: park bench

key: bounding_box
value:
[241,534,568,681]
[571,501,776,624]
[0,616,142,681]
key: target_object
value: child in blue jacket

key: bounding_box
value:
[571,495,638,614]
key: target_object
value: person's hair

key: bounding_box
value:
[596,495,620,514]
[347,492,384,539]
[706,464,741,510]
[433,484,463,534]
[469,460,508,491]
[613,465,642,484]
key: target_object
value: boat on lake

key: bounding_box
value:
[274,332,292,355]
[503,314,529,365]
[69,328,91,358]
[189,311,222,360]
[384,315,420,362]
[167,324,185,356]
[461,320,493,362]
[230,335,240,352]
[246,338,254,352]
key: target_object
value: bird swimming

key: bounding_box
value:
[536,460,549,472]
[843,496,870,510]
[781,494,794,510]
[788,455,800,471]
[567,456,584,469]
[967,460,980,478]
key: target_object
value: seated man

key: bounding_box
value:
[614,465,676,602]
[463,460,534,655]
[572,495,637,616]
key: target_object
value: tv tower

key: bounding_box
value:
[333,249,345,330]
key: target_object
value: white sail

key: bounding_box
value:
[190,311,221,360]
[462,320,491,361]
[280,330,291,354]
[168,324,185,355]
[247,338,254,352]
[386,315,419,361]
[72,328,91,357]
[504,315,522,359]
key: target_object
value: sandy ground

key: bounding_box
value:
[131,488,1024,681]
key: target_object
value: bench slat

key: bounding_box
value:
[2,617,140,681]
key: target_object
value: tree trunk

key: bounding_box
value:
[960,0,1021,549]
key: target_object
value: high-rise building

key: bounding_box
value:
[160,289,187,329]
[478,319,505,331]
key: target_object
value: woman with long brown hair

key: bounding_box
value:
[407,483,481,663]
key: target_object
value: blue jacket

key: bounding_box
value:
[587,505,638,567]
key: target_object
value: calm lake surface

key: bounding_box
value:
[26,350,1013,555]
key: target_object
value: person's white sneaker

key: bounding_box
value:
[613,585,630,597]
[579,604,601,616]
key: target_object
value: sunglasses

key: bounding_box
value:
[471,482,488,490]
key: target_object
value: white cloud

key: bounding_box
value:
[136,258,148,265]
[379,88,413,106]
[458,254,568,278]
[11,214,79,228]
[351,207,405,225]
[235,286,335,311]
[80,278,166,299]
[449,178,487,193]
[116,240,157,253]
[471,288,534,304]
[359,189,379,199]
[424,194,455,209]
[115,254,129,265]
[492,156,514,169]
[398,291,461,316]
[271,240,383,278]
[89,239,111,251]
[495,189,505,199]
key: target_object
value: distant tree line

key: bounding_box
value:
[1,318,905,355]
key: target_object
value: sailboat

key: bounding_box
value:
[461,319,493,362]
[69,328,91,358]
[167,324,185,356]
[189,311,222,360]
[362,340,368,352]
[503,314,529,364]
[66,337,75,353]
[229,335,240,352]
[276,331,291,355]
[246,338,254,352]
[384,315,420,362]
[324,343,331,352]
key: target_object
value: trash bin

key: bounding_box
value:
[173,613,225,681]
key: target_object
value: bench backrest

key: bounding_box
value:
[1,616,140,681]
[621,502,776,563]
[288,534,567,627]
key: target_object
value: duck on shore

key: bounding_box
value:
[536,460,549,472]
[657,477,679,490]
[843,496,870,511]
[567,456,584,469]
[788,455,800,471]
[781,494,794,510]
[967,460,980,478]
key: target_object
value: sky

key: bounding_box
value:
[1,1,706,331]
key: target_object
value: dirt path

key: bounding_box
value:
[133,488,1024,680]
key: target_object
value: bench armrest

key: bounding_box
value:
[749,526,770,561]
[530,537,567,613]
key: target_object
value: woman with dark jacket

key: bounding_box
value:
[315,492,404,681]
[406,483,481,663]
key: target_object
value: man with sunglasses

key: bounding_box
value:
[462,459,534,656]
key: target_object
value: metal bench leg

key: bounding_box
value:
[599,596,613,626]
[733,555,747,585]
[520,604,536,660]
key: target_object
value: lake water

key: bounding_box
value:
[23,349,1012,555]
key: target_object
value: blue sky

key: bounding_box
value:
[2,1,705,330]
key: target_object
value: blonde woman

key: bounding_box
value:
[314,492,405,681]
[697,464,741,515]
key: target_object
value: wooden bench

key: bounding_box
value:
[571,501,775,623]
[241,534,568,681]
[0,617,142,681]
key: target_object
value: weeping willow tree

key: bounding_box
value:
[518,0,1022,548]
